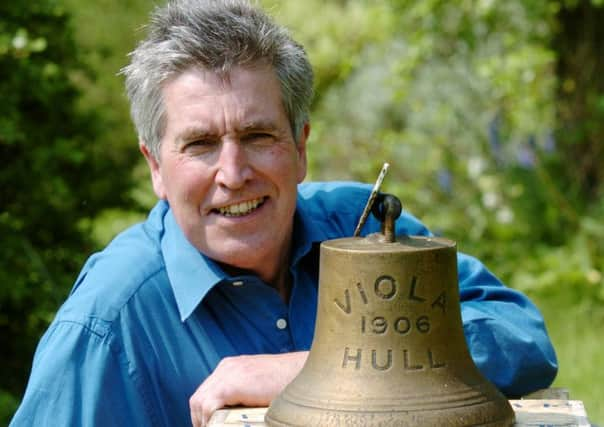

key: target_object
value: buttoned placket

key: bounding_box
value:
[226,277,295,353]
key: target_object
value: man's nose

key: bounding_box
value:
[215,141,253,189]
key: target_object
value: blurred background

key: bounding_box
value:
[1,0,603,424]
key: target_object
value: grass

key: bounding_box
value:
[531,292,604,425]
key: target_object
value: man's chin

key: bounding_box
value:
[206,246,265,271]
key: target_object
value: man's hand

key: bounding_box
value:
[189,351,308,427]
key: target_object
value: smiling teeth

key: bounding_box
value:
[218,198,264,216]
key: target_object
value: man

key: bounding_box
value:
[11,1,557,426]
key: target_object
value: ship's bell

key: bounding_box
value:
[265,195,514,426]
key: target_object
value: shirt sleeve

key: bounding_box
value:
[10,319,154,427]
[457,252,558,397]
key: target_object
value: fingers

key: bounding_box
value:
[190,392,223,427]
[189,360,227,426]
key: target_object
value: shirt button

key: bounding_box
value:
[276,318,288,330]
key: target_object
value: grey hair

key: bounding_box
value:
[121,0,314,159]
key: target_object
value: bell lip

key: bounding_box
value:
[321,235,457,252]
[266,391,515,427]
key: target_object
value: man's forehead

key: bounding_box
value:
[160,64,285,114]
[159,62,290,141]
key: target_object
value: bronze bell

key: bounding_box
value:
[266,195,514,426]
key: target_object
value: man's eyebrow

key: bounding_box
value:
[239,120,279,133]
[176,126,216,143]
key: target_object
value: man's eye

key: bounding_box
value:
[184,140,215,151]
[243,133,274,143]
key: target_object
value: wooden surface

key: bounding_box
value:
[512,399,590,426]
[208,400,590,426]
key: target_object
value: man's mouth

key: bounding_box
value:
[215,197,266,217]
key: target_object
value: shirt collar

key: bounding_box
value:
[291,191,331,265]
[160,205,226,322]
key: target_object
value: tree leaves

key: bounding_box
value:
[0,2,139,419]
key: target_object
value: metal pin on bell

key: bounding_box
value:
[353,162,390,237]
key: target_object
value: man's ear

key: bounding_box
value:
[139,142,167,199]
[296,122,310,183]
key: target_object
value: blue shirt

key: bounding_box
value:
[11,181,557,426]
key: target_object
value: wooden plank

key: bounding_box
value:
[208,400,590,426]
[208,407,266,426]
[512,399,590,426]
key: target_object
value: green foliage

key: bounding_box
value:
[533,290,604,425]
[0,390,19,427]
[0,0,139,413]
[554,1,604,204]
[284,0,559,235]
[59,0,155,169]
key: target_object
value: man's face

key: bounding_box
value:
[142,65,308,279]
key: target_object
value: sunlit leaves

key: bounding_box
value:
[0,2,139,419]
